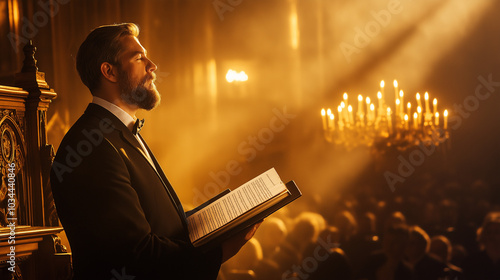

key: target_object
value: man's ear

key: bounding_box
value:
[100,62,118,83]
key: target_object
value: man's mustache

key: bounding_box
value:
[140,72,156,85]
[148,72,156,83]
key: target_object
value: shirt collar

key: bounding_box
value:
[92,96,136,131]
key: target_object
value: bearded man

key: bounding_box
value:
[50,23,258,280]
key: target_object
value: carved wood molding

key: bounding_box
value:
[0,226,66,279]
[0,110,27,227]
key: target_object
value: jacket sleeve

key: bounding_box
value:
[51,133,221,279]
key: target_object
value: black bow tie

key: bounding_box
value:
[132,118,145,135]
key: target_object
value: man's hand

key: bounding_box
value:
[221,221,263,263]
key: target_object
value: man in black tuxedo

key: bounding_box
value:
[50,23,259,280]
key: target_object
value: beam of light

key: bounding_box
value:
[371,0,494,89]
[289,0,299,50]
[8,0,20,32]
[315,0,495,100]
[208,59,218,130]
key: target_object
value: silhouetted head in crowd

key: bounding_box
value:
[254,217,287,257]
[318,226,341,250]
[440,199,459,228]
[358,211,377,236]
[223,238,263,271]
[287,213,318,250]
[477,211,500,254]
[429,235,452,263]
[334,210,358,242]
[293,212,326,243]
[384,211,406,233]
[271,214,319,272]
[382,224,410,260]
[450,244,467,266]
[405,226,431,264]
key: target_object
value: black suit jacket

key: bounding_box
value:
[50,104,222,280]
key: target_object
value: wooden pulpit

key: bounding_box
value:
[0,41,72,279]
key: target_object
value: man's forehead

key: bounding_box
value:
[119,36,147,57]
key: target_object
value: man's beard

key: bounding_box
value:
[118,69,160,110]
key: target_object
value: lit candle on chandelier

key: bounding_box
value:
[417,106,422,125]
[329,112,335,130]
[338,106,343,125]
[444,110,448,130]
[377,91,383,112]
[435,112,439,126]
[413,112,418,129]
[348,105,354,125]
[404,114,409,130]
[366,97,371,116]
[338,106,344,131]
[424,92,430,113]
[358,94,364,116]
[433,98,437,115]
[407,102,411,118]
[395,98,401,117]
[416,92,422,109]
[393,80,398,106]
[399,90,404,118]
[321,108,327,130]
[341,101,348,122]
[387,107,393,133]
[369,103,375,123]
[343,92,348,107]
[380,80,385,100]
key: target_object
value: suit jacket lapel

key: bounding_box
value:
[84,104,188,228]
[85,104,157,172]
[139,135,189,231]
[119,129,157,169]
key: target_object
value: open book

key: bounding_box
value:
[187,168,301,248]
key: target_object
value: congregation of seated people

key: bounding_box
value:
[217,177,500,280]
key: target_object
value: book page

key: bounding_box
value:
[187,168,286,243]
[193,190,289,247]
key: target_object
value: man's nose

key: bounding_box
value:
[147,58,157,73]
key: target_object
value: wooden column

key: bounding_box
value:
[14,41,57,227]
